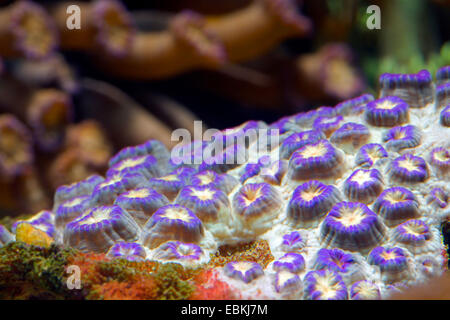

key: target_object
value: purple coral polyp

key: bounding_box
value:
[350,280,381,300]
[142,204,204,249]
[287,180,341,227]
[175,185,230,223]
[436,66,450,85]
[113,187,169,226]
[389,153,429,183]
[313,248,356,274]
[107,242,146,261]
[281,130,324,160]
[382,125,421,152]
[287,140,344,181]
[274,271,301,294]
[368,246,408,280]
[320,201,386,252]
[427,188,448,209]
[343,168,383,204]
[313,115,344,137]
[55,195,92,229]
[273,252,305,273]
[53,174,104,211]
[232,182,282,220]
[393,219,431,250]
[190,170,238,194]
[224,261,264,284]
[155,241,203,261]
[355,143,388,168]
[365,96,409,127]
[429,147,449,175]
[147,170,189,201]
[334,93,374,116]
[91,172,148,205]
[109,139,170,168]
[436,83,450,108]
[440,105,450,127]
[280,231,306,252]
[304,269,348,300]
[330,122,370,153]
[373,187,419,226]
[107,154,161,179]
[379,70,433,108]
[259,160,287,185]
[64,205,140,253]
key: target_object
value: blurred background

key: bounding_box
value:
[0,0,448,218]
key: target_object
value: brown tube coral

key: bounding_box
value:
[64,120,113,171]
[52,0,135,57]
[205,0,312,62]
[96,10,227,79]
[0,114,33,181]
[26,89,73,152]
[0,0,57,60]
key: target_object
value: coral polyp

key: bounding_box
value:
[3,66,449,300]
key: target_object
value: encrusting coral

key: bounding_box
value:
[1,66,449,300]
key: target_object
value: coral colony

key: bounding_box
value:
[1,67,448,300]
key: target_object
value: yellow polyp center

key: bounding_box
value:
[315,274,339,299]
[100,175,122,187]
[242,187,262,206]
[367,149,382,163]
[277,271,296,286]
[380,251,398,261]
[197,173,214,185]
[19,12,52,56]
[233,261,253,273]
[78,208,112,225]
[393,130,406,140]
[397,158,419,172]
[117,156,146,171]
[176,244,194,256]
[63,197,85,207]
[434,150,449,162]
[376,100,397,110]
[160,174,179,182]
[403,223,425,236]
[161,207,192,222]
[336,207,365,227]
[191,188,215,201]
[300,143,327,158]
[355,282,377,297]
[125,189,150,198]
[384,191,407,204]
[301,186,324,201]
[103,8,129,51]
[351,170,372,185]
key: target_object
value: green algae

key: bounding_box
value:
[152,263,195,300]
[0,241,77,299]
